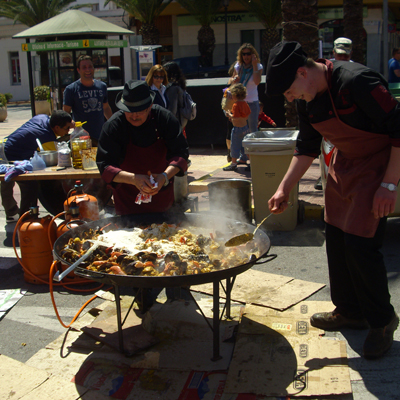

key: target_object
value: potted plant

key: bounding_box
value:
[33,85,51,115]
[0,93,11,122]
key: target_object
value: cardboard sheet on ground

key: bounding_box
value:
[0,355,50,399]
[191,269,325,311]
[0,288,26,320]
[74,355,229,400]
[223,301,352,397]
[81,303,159,356]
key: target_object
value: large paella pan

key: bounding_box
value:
[53,212,272,288]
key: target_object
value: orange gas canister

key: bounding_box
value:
[56,206,86,238]
[18,206,57,284]
[64,180,100,221]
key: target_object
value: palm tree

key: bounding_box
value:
[281,0,319,127]
[0,0,91,85]
[103,0,172,45]
[0,0,89,26]
[176,0,222,67]
[343,0,364,64]
[237,0,282,68]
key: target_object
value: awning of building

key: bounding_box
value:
[12,9,134,39]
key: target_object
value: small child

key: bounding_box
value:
[258,101,276,128]
[223,83,251,172]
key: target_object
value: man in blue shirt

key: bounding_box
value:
[388,48,400,83]
[1,110,73,222]
[63,55,113,145]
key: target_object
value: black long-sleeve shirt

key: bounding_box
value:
[97,105,189,183]
[295,59,400,158]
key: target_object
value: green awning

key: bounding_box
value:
[13,9,134,39]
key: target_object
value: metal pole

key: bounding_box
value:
[224,5,229,65]
[119,34,125,84]
[383,0,389,79]
[26,39,35,117]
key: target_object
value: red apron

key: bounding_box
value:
[113,137,174,215]
[312,90,391,238]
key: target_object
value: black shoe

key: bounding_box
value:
[363,313,399,359]
[227,151,232,162]
[314,177,323,190]
[223,163,237,172]
[310,311,369,331]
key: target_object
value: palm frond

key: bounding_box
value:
[103,0,172,24]
[176,0,222,27]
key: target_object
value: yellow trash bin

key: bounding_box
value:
[243,129,298,231]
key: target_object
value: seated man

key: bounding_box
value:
[0,110,74,222]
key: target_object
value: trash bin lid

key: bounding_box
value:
[243,129,298,152]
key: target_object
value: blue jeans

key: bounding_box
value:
[230,125,250,160]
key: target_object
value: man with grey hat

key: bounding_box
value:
[97,80,189,215]
[265,41,400,359]
[332,37,352,61]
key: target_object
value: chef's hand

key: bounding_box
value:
[140,171,162,195]
[372,186,397,218]
[134,172,157,195]
[268,191,290,214]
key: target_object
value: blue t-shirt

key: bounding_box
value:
[4,114,56,161]
[388,58,400,83]
[63,79,108,140]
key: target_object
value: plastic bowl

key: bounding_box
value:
[40,150,58,167]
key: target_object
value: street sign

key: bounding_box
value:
[21,39,128,52]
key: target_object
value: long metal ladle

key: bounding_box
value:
[53,241,101,282]
[225,202,293,247]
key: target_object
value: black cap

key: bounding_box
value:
[266,41,308,96]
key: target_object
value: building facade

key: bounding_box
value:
[1,0,399,102]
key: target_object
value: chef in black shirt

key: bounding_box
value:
[265,41,400,359]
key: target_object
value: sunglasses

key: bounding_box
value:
[242,52,252,56]
[153,75,164,79]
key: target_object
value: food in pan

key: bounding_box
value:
[59,222,260,276]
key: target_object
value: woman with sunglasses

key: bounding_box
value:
[146,65,169,109]
[229,44,263,165]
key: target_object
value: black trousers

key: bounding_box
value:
[325,219,394,328]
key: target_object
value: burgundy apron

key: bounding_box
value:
[113,136,174,215]
[312,90,391,238]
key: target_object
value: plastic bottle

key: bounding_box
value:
[70,121,88,141]
[70,121,90,169]
[31,151,46,170]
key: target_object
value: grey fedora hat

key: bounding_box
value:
[115,80,155,112]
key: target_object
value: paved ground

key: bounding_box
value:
[0,103,399,399]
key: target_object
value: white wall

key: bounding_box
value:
[0,36,30,101]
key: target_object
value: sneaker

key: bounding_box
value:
[227,151,232,163]
[314,177,323,190]
[223,163,237,172]
[310,311,369,331]
[6,215,19,223]
[363,313,399,359]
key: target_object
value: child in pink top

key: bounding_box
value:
[223,83,251,171]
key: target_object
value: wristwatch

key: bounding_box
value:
[162,172,169,187]
[381,182,397,192]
